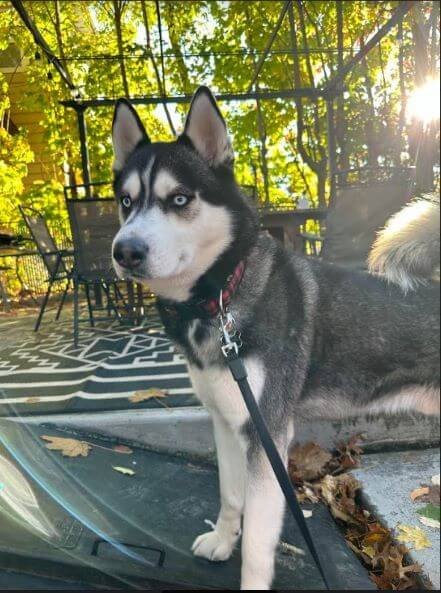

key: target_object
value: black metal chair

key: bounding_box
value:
[301,167,416,268]
[0,265,11,312]
[65,197,122,346]
[19,207,74,330]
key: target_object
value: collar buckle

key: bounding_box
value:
[219,290,242,359]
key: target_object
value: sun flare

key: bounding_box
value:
[407,78,440,125]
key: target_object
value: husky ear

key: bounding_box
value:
[180,86,233,167]
[112,99,150,172]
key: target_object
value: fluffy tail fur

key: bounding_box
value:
[368,194,440,292]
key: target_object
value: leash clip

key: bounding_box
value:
[219,290,242,358]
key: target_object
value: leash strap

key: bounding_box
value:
[218,302,330,589]
[226,355,330,590]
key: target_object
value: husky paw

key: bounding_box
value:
[192,529,238,562]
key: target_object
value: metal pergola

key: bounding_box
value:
[11,0,416,201]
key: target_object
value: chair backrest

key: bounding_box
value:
[66,198,120,281]
[19,207,64,277]
[320,169,415,270]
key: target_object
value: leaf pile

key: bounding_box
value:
[289,438,423,590]
[289,434,363,485]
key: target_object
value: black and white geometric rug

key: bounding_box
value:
[0,307,196,416]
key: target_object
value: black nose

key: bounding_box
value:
[113,239,147,269]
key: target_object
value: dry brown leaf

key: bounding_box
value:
[411,484,440,505]
[319,474,363,525]
[129,388,168,403]
[289,442,333,483]
[329,434,363,475]
[410,486,430,501]
[41,435,91,457]
[112,466,135,476]
[25,397,41,404]
[113,444,133,454]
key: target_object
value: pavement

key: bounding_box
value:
[353,448,440,589]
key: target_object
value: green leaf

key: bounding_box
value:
[417,503,441,523]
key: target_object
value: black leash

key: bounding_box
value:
[218,302,331,590]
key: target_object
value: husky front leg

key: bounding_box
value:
[240,426,292,590]
[192,411,246,561]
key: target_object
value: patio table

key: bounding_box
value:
[0,246,40,311]
[260,207,327,251]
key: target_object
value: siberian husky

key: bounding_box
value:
[111,86,440,590]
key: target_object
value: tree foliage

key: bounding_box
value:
[0,0,439,223]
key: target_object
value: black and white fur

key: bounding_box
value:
[111,87,440,590]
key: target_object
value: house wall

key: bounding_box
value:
[3,68,62,188]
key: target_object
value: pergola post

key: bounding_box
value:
[74,105,92,198]
[326,97,337,206]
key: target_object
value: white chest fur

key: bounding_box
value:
[186,321,266,431]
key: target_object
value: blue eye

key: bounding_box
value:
[121,195,132,209]
[173,194,189,207]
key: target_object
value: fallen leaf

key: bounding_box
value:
[362,525,390,547]
[296,484,320,504]
[289,442,332,483]
[361,544,376,559]
[113,445,133,454]
[329,434,363,475]
[419,516,440,529]
[398,562,422,580]
[417,503,440,523]
[279,541,305,556]
[112,466,135,476]
[41,435,91,457]
[24,397,41,404]
[396,524,431,550]
[319,474,363,525]
[410,486,429,501]
[129,388,168,403]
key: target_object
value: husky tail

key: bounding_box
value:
[368,194,440,292]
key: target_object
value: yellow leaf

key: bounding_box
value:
[129,388,168,403]
[25,397,41,404]
[396,524,431,550]
[41,435,91,458]
[112,466,135,476]
[361,544,376,559]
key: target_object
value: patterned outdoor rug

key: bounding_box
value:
[0,306,196,416]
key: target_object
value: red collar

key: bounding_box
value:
[199,260,246,318]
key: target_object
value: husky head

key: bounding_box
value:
[111,86,258,302]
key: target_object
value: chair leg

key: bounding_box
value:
[35,281,53,332]
[55,279,70,321]
[0,276,10,313]
[73,277,80,347]
[102,283,121,321]
[85,283,95,327]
